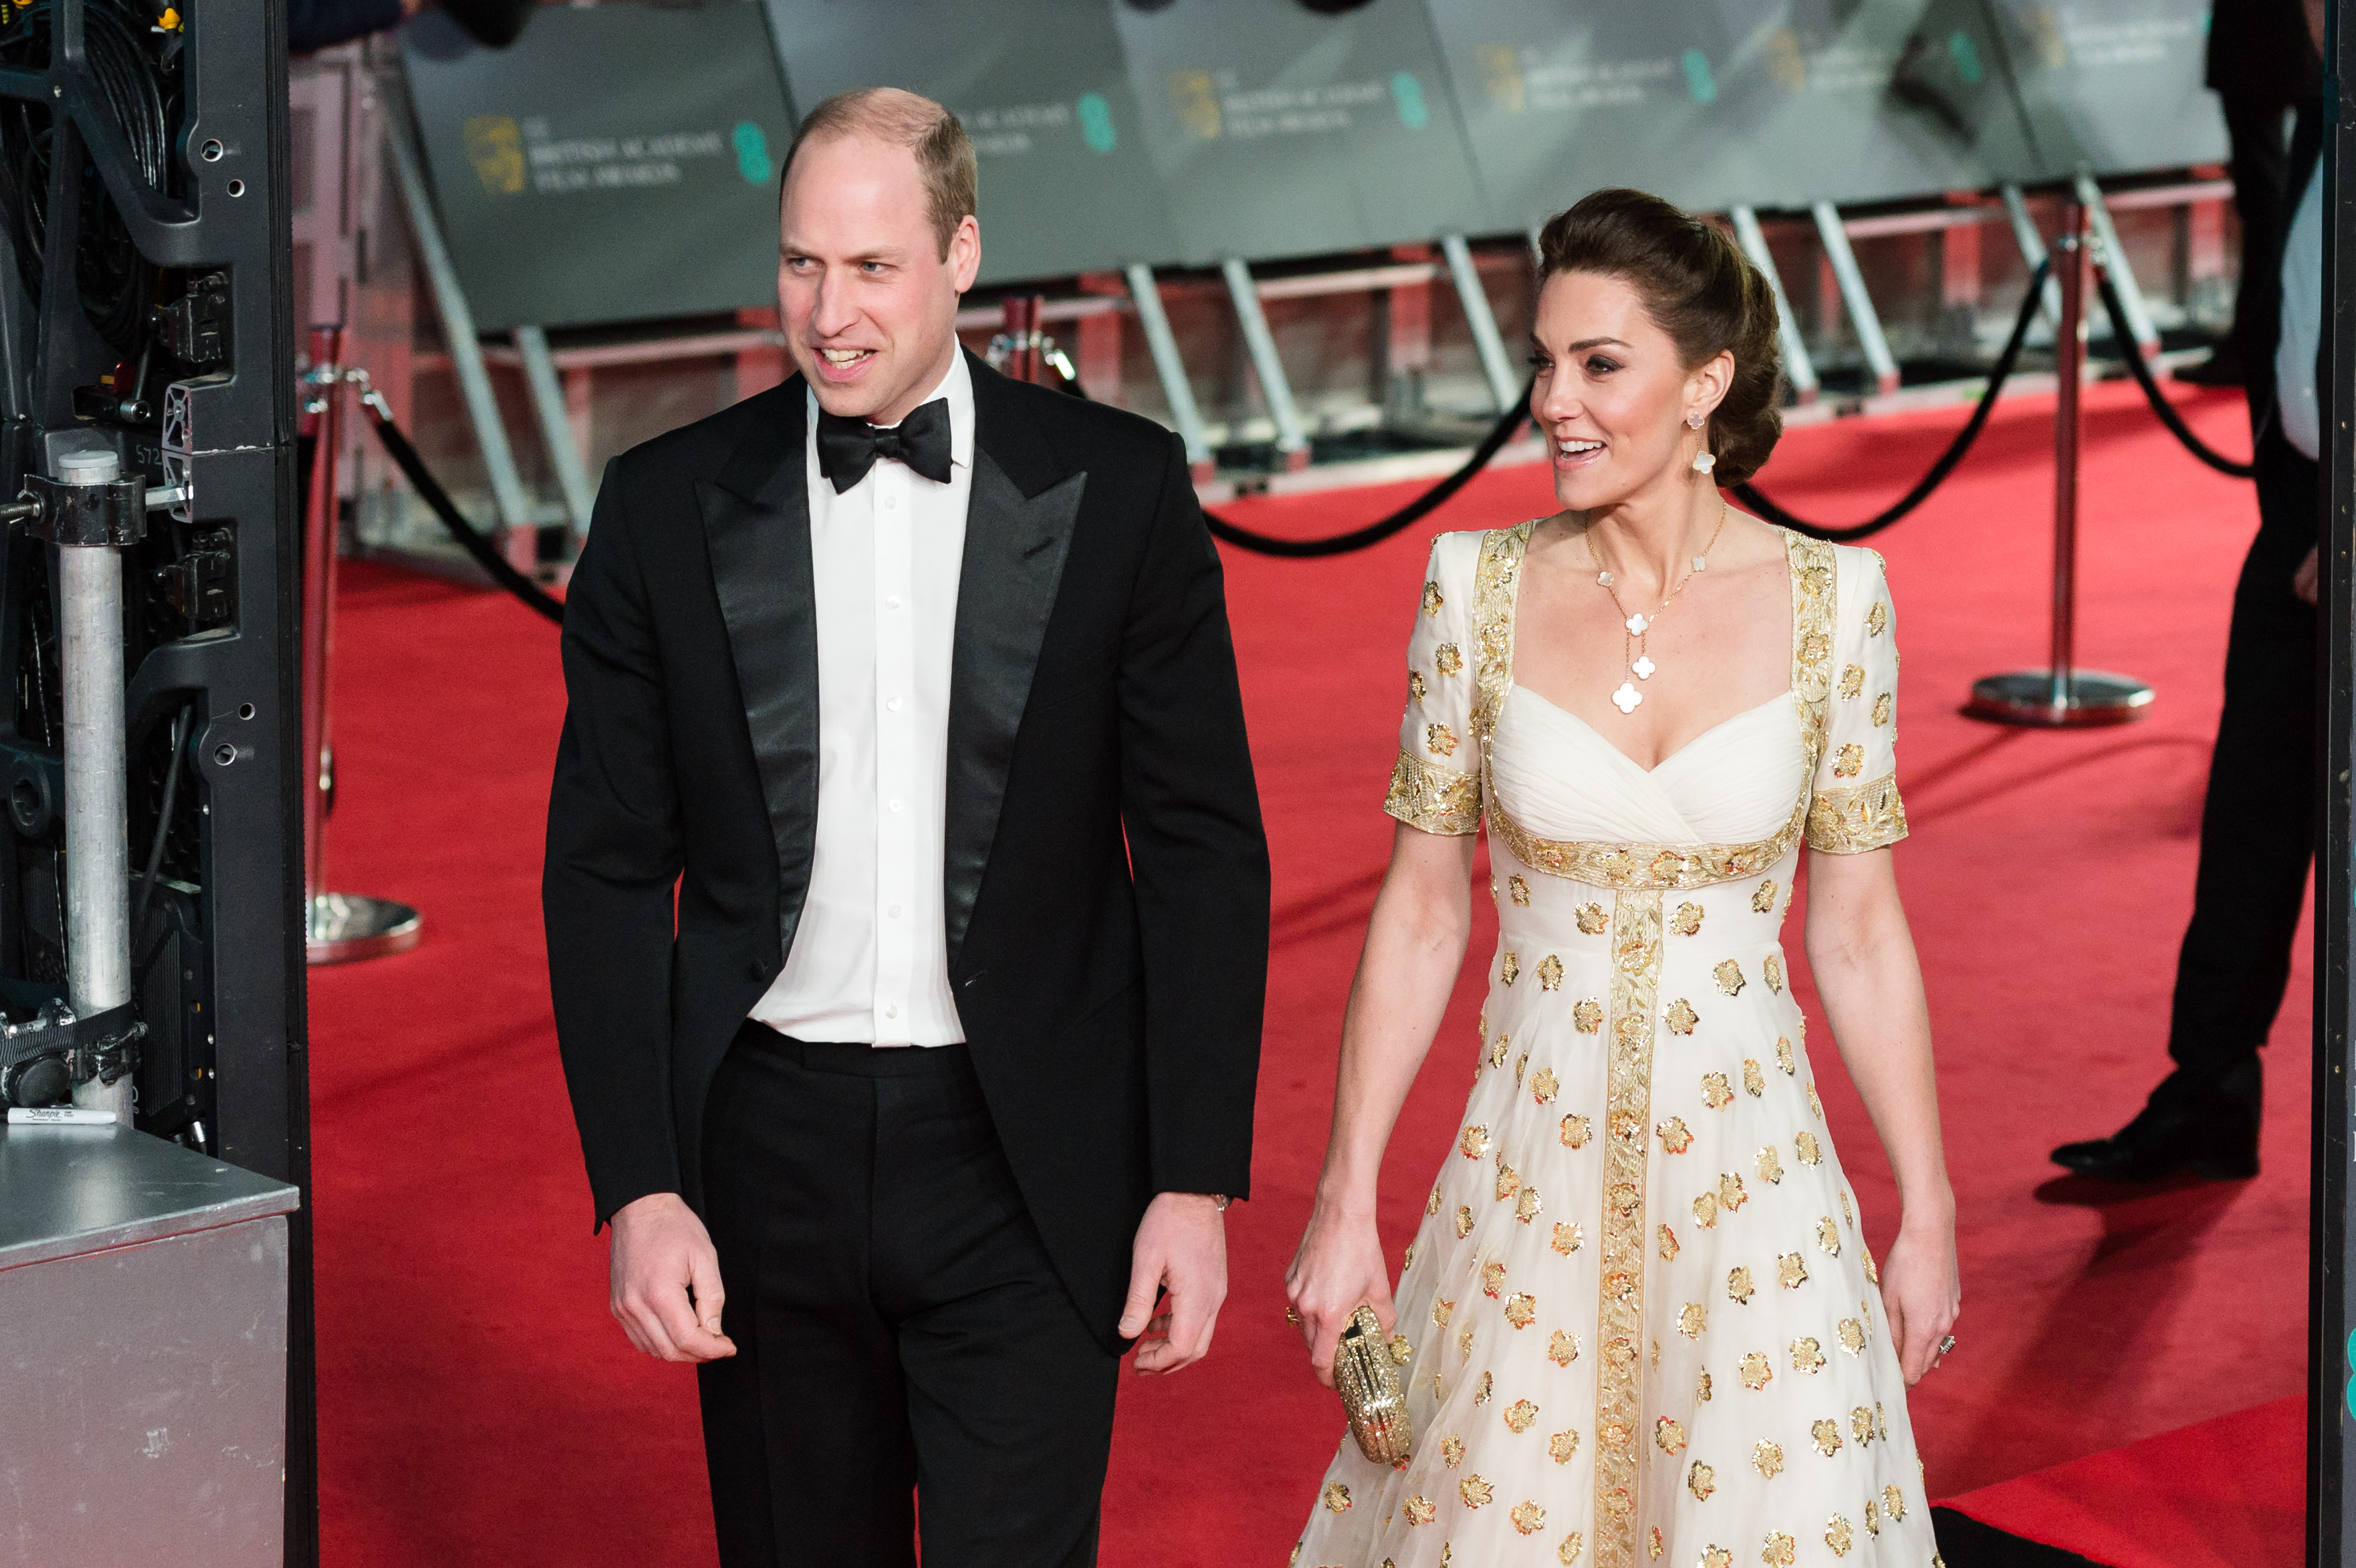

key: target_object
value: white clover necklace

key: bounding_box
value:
[1582,496,1728,714]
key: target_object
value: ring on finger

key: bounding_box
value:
[1285,1305,1302,1325]
[1937,1333,1957,1355]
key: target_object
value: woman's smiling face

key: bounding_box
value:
[1528,268,1723,514]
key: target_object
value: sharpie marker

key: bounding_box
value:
[6,1107,116,1126]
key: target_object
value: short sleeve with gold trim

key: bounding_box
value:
[1806,546,1907,853]
[1383,532,1485,834]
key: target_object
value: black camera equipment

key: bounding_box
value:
[0,0,309,1559]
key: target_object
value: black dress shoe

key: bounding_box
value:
[2049,1061,2261,1181]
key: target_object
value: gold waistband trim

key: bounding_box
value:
[1806,769,1907,854]
[1486,787,1809,892]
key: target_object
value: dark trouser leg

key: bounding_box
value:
[2165,427,2320,1087]
[697,1027,1121,1568]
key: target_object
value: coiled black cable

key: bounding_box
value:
[1733,257,2052,542]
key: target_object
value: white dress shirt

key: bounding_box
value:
[750,352,973,1046]
[2277,156,2323,462]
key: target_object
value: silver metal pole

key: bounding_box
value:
[1221,257,1312,468]
[1123,263,1211,475]
[53,450,132,1120]
[1440,235,1520,414]
[1729,206,1820,403]
[515,325,596,542]
[1999,183,2065,326]
[1811,202,1900,395]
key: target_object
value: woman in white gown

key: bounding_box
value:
[1285,190,1959,1568]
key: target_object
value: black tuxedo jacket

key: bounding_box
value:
[543,352,1270,1345]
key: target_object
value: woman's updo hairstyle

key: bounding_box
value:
[1536,188,1784,487]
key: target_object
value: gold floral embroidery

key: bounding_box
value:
[1474,1371,1494,1404]
[1469,524,1532,741]
[1812,1419,1843,1456]
[1423,580,1445,616]
[1754,1440,1785,1479]
[1692,1191,1718,1228]
[1433,1298,1454,1327]
[1488,794,1810,894]
[1700,1547,1729,1568]
[1501,951,1520,986]
[1852,1406,1875,1445]
[1838,1319,1866,1355]
[1429,723,1463,759]
[1576,902,1610,934]
[1561,1112,1593,1147]
[1537,954,1565,991]
[1718,1173,1748,1212]
[1865,1500,1880,1535]
[1427,1184,1442,1216]
[1516,1188,1544,1224]
[1687,1463,1716,1502]
[1482,1261,1508,1297]
[1796,1131,1822,1166]
[1532,1067,1559,1104]
[1701,1071,1734,1109]
[1658,1224,1679,1261]
[1456,1206,1474,1238]
[1808,1083,1824,1120]
[1839,664,1865,699]
[1441,1434,1466,1467]
[1403,1495,1437,1527]
[1840,1189,1854,1226]
[1505,1399,1539,1433]
[1658,1117,1694,1154]
[1323,1482,1352,1513]
[1739,1349,1772,1388]
[1827,1515,1855,1557]
[1389,1335,1413,1364]
[1714,960,1745,996]
[1867,600,1888,636]
[1509,874,1532,906]
[1728,1267,1756,1305]
[1679,1303,1706,1338]
[1409,670,1427,704]
[1778,1252,1808,1289]
[1649,1525,1663,1561]
[1403,1242,1417,1271]
[1547,1329,1580,1366]
[1655,1417,1687,1456]
[1882,1486,1905,1521]
[1763,954,1784,993]
[1808,771,1907,854]
[1561,1533,1588,1564]
[1758,1145,1785,1184]
[1697,1369,1713,1402]
[1816,1216,1841,1255]
[1385,751,1482,835]
[1435,642,1463,675]
[1595,890,1659,1567]
[1751,880,1778,913]
[1550,1429,1581,1463]
[1764,1532,1796,1567]
[1491,1034,1512,1069]
[1665,999,1699,1034]
[1460,1125,1490,1159]
[1572,999,1603,1033]
[1552,1222,1582,1255]
[1670,902,1703,936]
[1512,1501,1546,1536]
[1776,1037,1796,1074]
[1831,742,1864,777]
[1792,1337,1826,1373]
[1872,692,1893,727]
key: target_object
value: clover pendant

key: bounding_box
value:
[1625,613,1650,636]
[1632,655,1657,680]
[1611,681,1643,714]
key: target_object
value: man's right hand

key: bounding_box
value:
[608,1192,736,1362]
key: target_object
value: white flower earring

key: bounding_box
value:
[1687,411,1716,473]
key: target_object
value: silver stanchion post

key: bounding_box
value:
[1966,199,2155,726]
[302,325,422,964]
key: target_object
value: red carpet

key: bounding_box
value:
[309,377,2308,1566]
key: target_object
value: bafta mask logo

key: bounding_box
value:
[1475,45,1524,112]
[464,114,525,195]
[1168,70,1220,140]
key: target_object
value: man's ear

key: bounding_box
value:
[949,214,982,295]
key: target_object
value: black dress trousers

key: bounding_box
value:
[696,1023,1123,1568]
[2166,422,2320,1080]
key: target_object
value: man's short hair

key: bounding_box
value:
[783,87,976,261]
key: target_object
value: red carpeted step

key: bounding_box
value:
[309,378,2303,1565]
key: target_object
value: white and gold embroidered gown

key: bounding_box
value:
[1292,523,1936,1568]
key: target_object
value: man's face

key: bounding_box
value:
[777,133,981,426]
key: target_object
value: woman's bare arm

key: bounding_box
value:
[1803,845,1958,1384]
[1285,822,1478,1384]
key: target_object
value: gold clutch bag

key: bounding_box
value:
[1333,1304,1411,1465]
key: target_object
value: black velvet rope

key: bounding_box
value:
[1732,257,2052,543]
[2092,269,2256,480]
[360,398,567,625]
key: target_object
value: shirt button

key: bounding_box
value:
[885,595,902,610]
[889,799,904,813]
[887,696,903,712]
[882,494,897,509]
[888,904,903,919]
[885,1005,899,1019]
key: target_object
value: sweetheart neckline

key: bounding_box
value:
[1508,683,1795,777]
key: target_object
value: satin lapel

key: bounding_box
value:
[697,384,820,960]
[943,436,1085,971]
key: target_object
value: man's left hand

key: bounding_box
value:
[1118,1192,1227,1374]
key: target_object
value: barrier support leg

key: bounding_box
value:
[1221,258,1312,472]
[515,325,596,544]
[1441,235,1520,415]
[2075,171,2162,356]
[1999,183,2066,327]
[1124,263,1213,483]
[1730,206,1820,404]
[384,112,542,573]
[1812,202,1900,396]
[1965,201,2153,727]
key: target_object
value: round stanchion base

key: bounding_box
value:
[306,892,422,965]
[1964,670,2155,728]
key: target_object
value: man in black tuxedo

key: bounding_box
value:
[542,87,1269,1567]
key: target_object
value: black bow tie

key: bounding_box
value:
[815,398,953,493]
